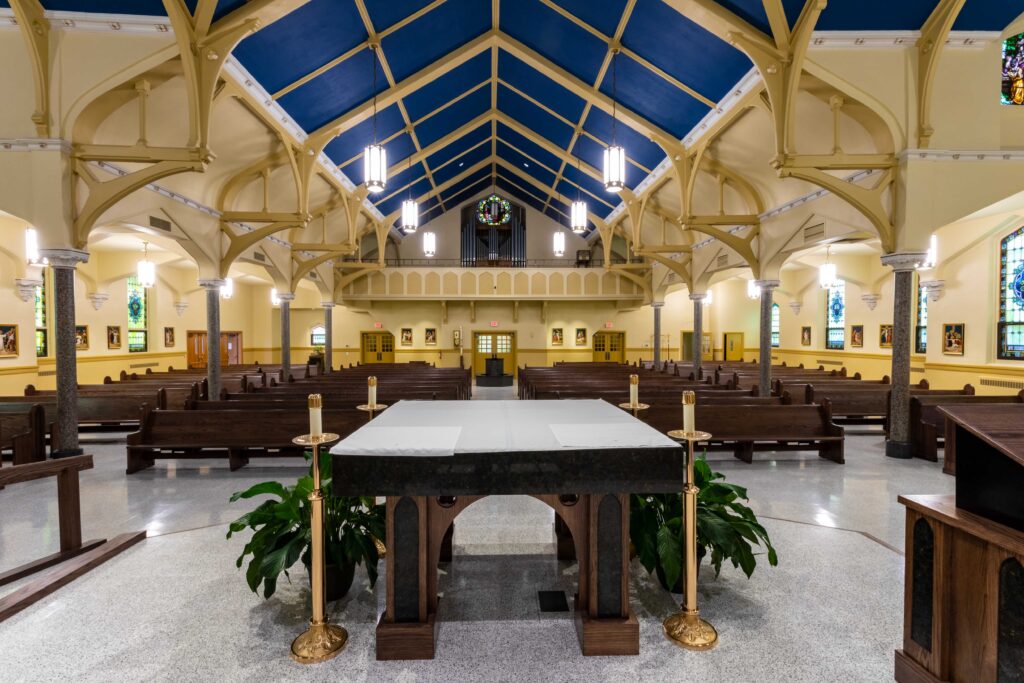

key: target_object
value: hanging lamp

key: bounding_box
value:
[137,242,156,288]
[400,158,418,233]
[363,44,387,193]
[24,228,44,265]
[423,231,436,258]
[747,279,761,300]
[603,49,626,192]
[270,287,281,306]
[920,235,937,270]
[703,290,713,306]
[571,153,587,233]
[553,230,566,257]
[220,277,234,300]
[819,245,839,288]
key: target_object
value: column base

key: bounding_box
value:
[375,611,438,660]
[885,440,914,459]
[51,448,85,458]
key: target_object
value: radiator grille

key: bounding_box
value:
[817,359,843,366]
[911,367,925,374]
[252,252,266,262]
[149,216,171,231]
[804,222,825,242]
[38,370,56,377]
[980,377,1024,390]
[129,362,160,369]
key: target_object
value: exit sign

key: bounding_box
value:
[489,321,499,327]
[373,322,382,329]
[604,322,614,329]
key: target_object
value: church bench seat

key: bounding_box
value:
[0,404,47,464]
[908,391,1024,467]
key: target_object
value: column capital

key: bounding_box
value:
[861,293,881,310]
[651,301,664,309]
[754,279,781,290]
[14,278,43,302]
[321,302,336,309]
[87,292,109,311]
[198,278,227,290]
[174,301,188,317]
[688,293,707,302]
[40,248,88,268]
[880,252,927,272]
[277,293,296,302]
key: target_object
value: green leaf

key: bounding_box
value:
[656,524,683,590]
[229,481,289,503]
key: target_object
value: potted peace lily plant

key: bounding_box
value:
[630,455,778,593]
[227,449,385,601]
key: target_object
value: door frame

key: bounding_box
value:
[592,330,626,363]
[186,330,244,368]
[360,330,396,364]
[723,332,745,361]
[680,330,714,362]
[471,329,518,377]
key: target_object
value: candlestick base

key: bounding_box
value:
[356,403,387,412]
[290,620,348,664]
[666,429,712,443]
[617,402,650,412]
[293,433,340,447]
[663,610,718,651]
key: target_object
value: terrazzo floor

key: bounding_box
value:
[0,383,955,682]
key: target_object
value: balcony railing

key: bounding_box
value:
[339,254,632,268]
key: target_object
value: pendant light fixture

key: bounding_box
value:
[571,153,587,233]
[220,277,234,300]
[423,231,436,258]
[747,279,761,300]
[400,156,417,233]
[603,49,626,192]
[553,230,566,257]
[703,290,713,306]
[363,44,386,193]
[270,287,281,306]
[819,245,839,288]
[920,234,938,270]
[24,228,44,265]
[137,241,156,288]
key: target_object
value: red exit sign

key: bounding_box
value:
[373,322,382,329]
[489,321,499,327]
[604,322,614,329]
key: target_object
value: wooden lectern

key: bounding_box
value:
[896,404,1024,683]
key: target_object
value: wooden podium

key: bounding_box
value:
[896,405,1024,683]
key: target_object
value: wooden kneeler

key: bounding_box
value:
[0,455,146,623]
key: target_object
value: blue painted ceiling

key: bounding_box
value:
[29,0,1024,231]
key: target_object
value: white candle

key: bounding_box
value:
[683,391,695,433]
[308,394,322,438]
[368,376,377,407]
[629,374,639,407]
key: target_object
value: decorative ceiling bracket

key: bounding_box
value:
[861,293,881,311]
[920,280,945,301]
[9,0,51,137]
[88,292,110,311]
[789,300,803,315]
[174,301,189,317]
[14,277,43,303]
[916,0,968,148]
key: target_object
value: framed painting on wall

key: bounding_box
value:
[551,328,563,346]
[453,328,462,348]
[107,326,121,349]
[575,328,587,346]
[801,326,811,346]
[164,327,175,347]
[0,324,18,357]
[400,328,413,346]
[75,325,89,350]
[879,324,894,348]
[850,325,864,348]
[425,328,437,346]
[942,323,965,356]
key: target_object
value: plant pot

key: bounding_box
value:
[308,562,356,602]
[656,546,706,594]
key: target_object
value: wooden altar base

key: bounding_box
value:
[376,611,438,661]
[573,596,640,657]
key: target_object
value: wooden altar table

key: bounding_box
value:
[330,399,683,660]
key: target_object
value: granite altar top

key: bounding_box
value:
[329,399,682,457]
[938,403,1024,467]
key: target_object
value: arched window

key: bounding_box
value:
[127,275,148,352]
[999,226,1024,360]
[310,325,326,346]
[915,278,928,354]
[771,303,780,348]
[825,281,845,350]
[34,276,47,357]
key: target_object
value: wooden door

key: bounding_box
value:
[187,331,207,369]
[473,332,516,376]
[593,332,625,363]
[222,332,242,365]
[724,332,744,361]
[361,332,395,364]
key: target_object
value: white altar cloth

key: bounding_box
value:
[329,399,680,457]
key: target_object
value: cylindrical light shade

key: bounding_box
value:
[921,234,937,270]
[137,258,156,288]
[25,228,42,265]
[271,287,281,306]
[571,200,587,233]
[423,231,436,257]
[364,144,387,193]
[400,199,418,233]
[553,230,565,257]
[704,290,713,306]
[747,279,760,300]
[819,262,838,288]
[603,145,626,192]
[220,277,233,300]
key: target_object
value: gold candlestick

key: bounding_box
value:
[290,431,345,664]
[356,402,387,421]
[617,401,650,418]
[665,418,718,651]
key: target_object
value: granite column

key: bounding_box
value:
[322,302,334,373]
[690,293,706,380]
[652,302,663,370]
[882,252,927,459]
[278,293,294,380]
[755,280,780,397]
[199,279,224,400]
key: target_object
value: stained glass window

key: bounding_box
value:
[310,325,326,346]
[1002,33,1024,106]
[127,275,148,353]
[915,279,928,354]
[476,194,511,226]
[34,277,47,357]
[771,303,780,348]
[825,281,845,350]
[999,226,1024,360]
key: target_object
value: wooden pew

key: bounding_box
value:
[0,403,47,464]
[638,402,845,464]
[125,406,368,473]
[905,391,1024,470]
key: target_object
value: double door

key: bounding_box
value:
[187,331,242,369]
[473,332,515,376]
[593,331,625,363]
[361,332,395,364]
